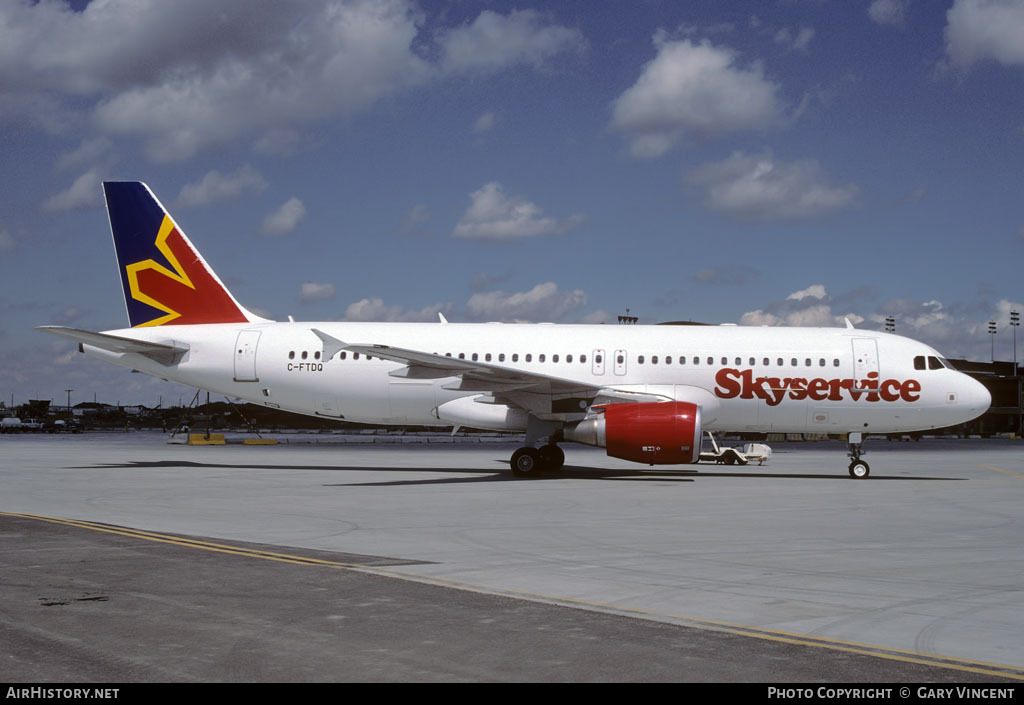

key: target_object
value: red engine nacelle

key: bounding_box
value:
[563,401,703,465]
[603,401,702,465]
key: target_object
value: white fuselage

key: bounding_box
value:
[84,321,991,435]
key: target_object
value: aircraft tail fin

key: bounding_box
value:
[103,181,268,327]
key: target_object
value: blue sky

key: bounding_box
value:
[1,0,1023,407]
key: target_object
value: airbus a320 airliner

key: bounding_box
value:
[39,182,991,478]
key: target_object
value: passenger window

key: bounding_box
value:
[652,356,658,364]
[553,354,559,363]
[819,358,825,367]
[638,355,645,364]
[498,353,504,362]
[539,354,546,363]
[763,357,769,366]
[679,356,686,365]
[458,353,465,359]
[580,354,586,363]
[618,354,625,364]
[776,358,783,366]
[791,358,797,366]
[665,356,672,365]
[512,354,519,362]
[315,351,321,360]
[595,354,602,363]
[526,354,532,362]
[354,353,360,360]
[288,351,295,359]
[804,358,811,366]
[693,357,700,365]
[833,359,840,367]
[567,354,573,363]
[707,356,713,365]
[340,352,347,360]
[749,357,755,366]
[472,353,478,361]
[485,353,492,362]
[735,357,741,365]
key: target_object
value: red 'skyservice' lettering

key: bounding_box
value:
[714,368,921,405]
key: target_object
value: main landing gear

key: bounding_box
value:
[510,444,565,477]
[847,432,869,479]
[510,416,565,477]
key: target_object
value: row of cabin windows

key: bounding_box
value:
[289,350,374,361]
[289,349,842,368]
[444,352,588,364]
[638,355,841,367]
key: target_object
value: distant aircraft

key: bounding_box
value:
[39,182,991,478]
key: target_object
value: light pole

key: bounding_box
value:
[885,316,895,333]
[989,320,997,362]
[1012,310,1020,437]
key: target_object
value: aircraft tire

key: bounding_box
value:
[848,460,870,479]
[511,447,541,477]
[539,444,565,473]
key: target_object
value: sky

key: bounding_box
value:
[1,0,1023,407]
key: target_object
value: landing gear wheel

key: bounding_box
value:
[848,460,870,479]
[538,444,565,473]
[511,447,541,477]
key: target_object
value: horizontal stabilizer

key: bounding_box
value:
[36,326,189,366]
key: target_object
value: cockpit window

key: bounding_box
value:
[928,356,948,370]
[914,355,926,370]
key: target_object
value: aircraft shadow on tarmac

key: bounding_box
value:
[72,459,963,486]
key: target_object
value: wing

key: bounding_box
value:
[37,326,190,366]
[311,328,666,421]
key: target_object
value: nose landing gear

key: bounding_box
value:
[847,432,869,478]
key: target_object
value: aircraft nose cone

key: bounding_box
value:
[967,377,991,413]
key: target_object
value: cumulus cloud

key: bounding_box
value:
[787,284,827,301]
[453,182,584,240]
[342,297,451,322]
[466,282,587,322]
[55,137,113,172]
[396,203,430,236]
[868,0,911,27]
[739,285,1022,359]
[685,150,859,221]
[945,0,1024,68]
[438,9,585,74]
[611,34,786,158]
[177,165,267,207]
[42,168,105,211]
[262,197,306,237]
[0,1,584,161]
[298,282,335,302]
[773,26,815,52]
[472,111,496,134]
[740,285,864,328]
